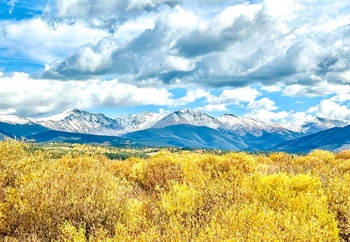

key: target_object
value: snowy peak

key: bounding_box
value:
[36,108,78,122]
[115,112,166,132]
[35,108,123,135]
[284,116,350,134]
[218,114,289,136]
[3,108,349,141]
[0,114,33,125]
[153,109,224,129]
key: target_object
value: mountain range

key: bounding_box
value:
[1,108,349,152]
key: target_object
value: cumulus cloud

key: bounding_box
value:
[307,99,350,120]
[248,97,277,111]
[173,89,209,107]
[199,104,228,113]
[244,97,289,122]
[38,0,349,90]
[0,18,108,64]
[1,0,350,120]
[44,0,182,20]
[283,82,350,97]
[206,87,260,105]
[245,109,290,122]
[43,36,118,79]
[197,87,260,112]
[0,72,205,117]
[43,6,198,80]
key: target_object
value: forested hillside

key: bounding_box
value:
[0,139,349,241]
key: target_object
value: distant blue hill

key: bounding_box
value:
[272,125,350,153]
[1,120,349,153]
[124,124,248,150]
[26,130,131,146]
[0,122,49,138]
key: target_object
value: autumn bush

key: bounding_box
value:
[0,139,349,241]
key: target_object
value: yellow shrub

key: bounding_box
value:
[59,222,86,242]
[1,154,131,240]
[160,182,200,216]
[336,150,350,159]
[131,152,184,191]
[308,149,335,163]
[0,140,348,241]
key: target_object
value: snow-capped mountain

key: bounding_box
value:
[35,109,123,136]
[115,112,166,133]
[152,109,224,129]
[0,114,33,125]
[283,116,350,134]
[1,108,350,151]
[218,114,290,137]
[0,114,49,138]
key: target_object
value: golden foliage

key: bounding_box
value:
[0,139,349,241]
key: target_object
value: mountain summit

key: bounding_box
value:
[152,109,224,129]
[283,116,350,134]
[218,114,289,137]
[35,109,123,136]
[1,108,349,152]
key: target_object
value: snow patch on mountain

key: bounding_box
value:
[152,109,224,129]
[35,109,123,136]
[284,116,350,134]
[0,114,33,125]
[115,112,166,132]
[35,108,76,122]
[218,114,289,136]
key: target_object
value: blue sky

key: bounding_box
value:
[0,0,349,123]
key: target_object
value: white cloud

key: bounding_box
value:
[173,89,209,106]
[261,84,283,93]
[329,93,350,103]
[244,97,289,122]
[283,82,350,97]
[2,0,350,120]
[114,13,157,43]
[198,104,228,112]
[207,87,260,105]
[248,97,277,111]
[0,72,215,117]
[164,56,196,72]
[307,99,350,120]
[214,3,262,33]
[46,0,182,19]
[0,73,203,117]
[195,87,261,114]
[21,0,346,93]
[245,109,289,122]
[1,18,108,63]
[45,36,118,78]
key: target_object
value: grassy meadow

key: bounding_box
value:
[0,139,349,241]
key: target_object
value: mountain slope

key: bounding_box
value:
[35,109,123,136]
[27,130,131,146]
[115,112,166,133]
[124,124,248,150]
[0,121,49,138]
[0,114,33,125]
[283,116,350,134]
[152,109,224,129]
[218,114,292,136]
[273,125,350,153]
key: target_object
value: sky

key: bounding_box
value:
[0,0,349,123]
